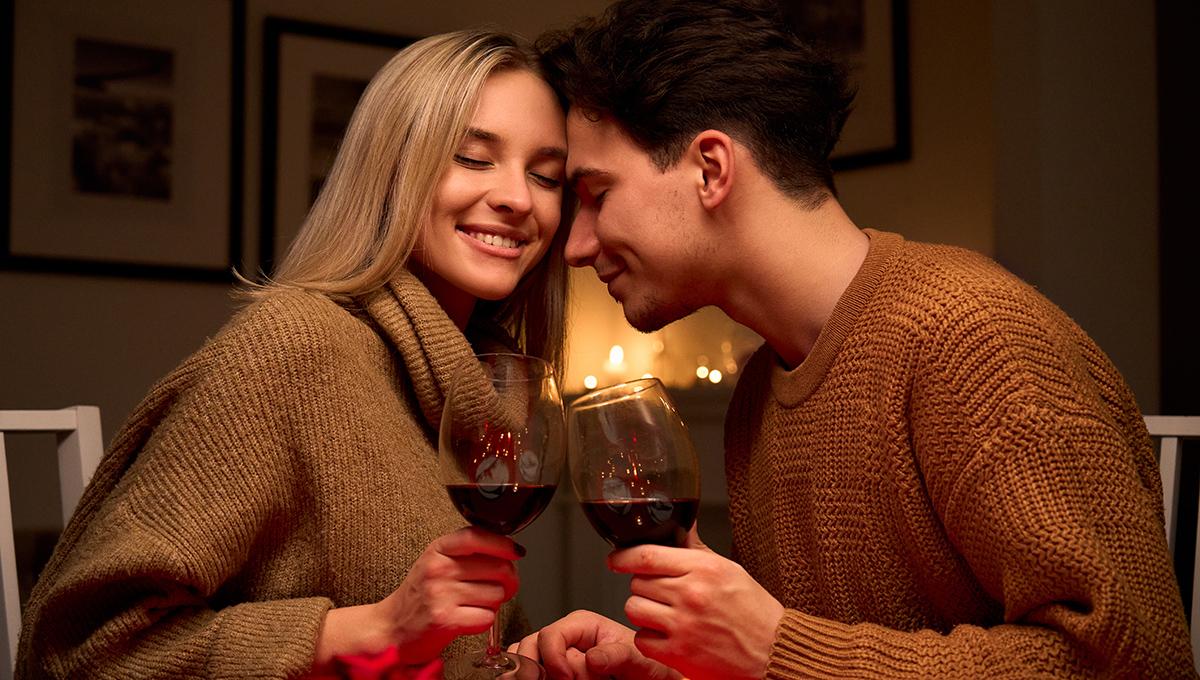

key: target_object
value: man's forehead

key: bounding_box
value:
[566,109,617,147]
[565,111,640,173]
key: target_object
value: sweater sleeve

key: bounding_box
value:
[764,290,1194,678]
[767,403,1192,678]
[19,298,339,679]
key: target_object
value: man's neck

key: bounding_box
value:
[716,191,869,370]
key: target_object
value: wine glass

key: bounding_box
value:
[567,377,700,549]
[439,353,564,679]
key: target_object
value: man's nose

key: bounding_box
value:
[564,213,599,268]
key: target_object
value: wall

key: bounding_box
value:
[838,0,994,255]
[992,0,1159,411]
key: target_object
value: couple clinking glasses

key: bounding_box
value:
[19,1,1193,679]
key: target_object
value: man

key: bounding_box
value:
[512,1,1195,679]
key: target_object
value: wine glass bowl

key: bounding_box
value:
[440,353,564,536]
[567,378,701,548]
[439,353,563,678]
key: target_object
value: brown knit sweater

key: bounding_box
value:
[17,272,525,679]
[725,230,1194,678]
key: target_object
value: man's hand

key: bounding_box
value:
[512,610,681,680]
[610,526,784,680]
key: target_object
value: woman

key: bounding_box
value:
[18,29,569,678]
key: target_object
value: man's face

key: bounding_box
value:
[564,112,713,332]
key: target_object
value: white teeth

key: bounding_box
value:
[465,230,520,249]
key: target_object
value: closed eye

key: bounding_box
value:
[530,172,562,189]
[454,154,490,168]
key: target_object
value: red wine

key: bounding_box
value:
[446,484,557,535]
[580,497,699,548]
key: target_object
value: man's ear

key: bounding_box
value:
[689,130,735,210]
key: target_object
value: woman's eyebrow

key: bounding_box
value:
[465,126,499,142]
[466,126,565,161]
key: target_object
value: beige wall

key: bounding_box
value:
[839,0,995,254]
[992,0,1159,411]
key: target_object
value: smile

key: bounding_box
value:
[597,268,622,285]
[458,227,525,250]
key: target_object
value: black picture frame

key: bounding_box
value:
[784,0,912,171]
[259,18,415,277]
[0,0,245,283]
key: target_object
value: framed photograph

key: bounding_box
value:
[260,18,414,276]
[783,0,911,170]
[1,0,245,282]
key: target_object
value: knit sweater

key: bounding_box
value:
[725,230,1194,678]
[17,272,526,679]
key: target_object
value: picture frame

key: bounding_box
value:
[783,0,911,170]
[1,0,245,282]
[259,18,414,276]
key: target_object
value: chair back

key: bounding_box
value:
[1146,415,1200,672]
[0,406,103,676]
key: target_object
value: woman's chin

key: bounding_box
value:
[461,280,520,303]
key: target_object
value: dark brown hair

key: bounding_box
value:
[537,0,855,206]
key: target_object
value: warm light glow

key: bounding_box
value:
[584,375,598,390]
[651,339,665,353]
[696,366,710,379]
[721,341,733,353]
[609,345,625,366]
[708,369,723,384]
[642,373,654,379]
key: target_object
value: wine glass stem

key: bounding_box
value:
[485,617,502,659]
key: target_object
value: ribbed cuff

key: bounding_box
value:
[767,609,924,679]
[209,596,334,679]
[767,609,855,679]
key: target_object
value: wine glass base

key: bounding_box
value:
[443,651,545,679]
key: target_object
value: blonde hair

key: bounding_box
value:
[244,29,569,372]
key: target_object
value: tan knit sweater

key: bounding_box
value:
[725,230,1194,678]
[18,272,525,679]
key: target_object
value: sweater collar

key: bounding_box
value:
[769,229,904,407]
[359,269,477,431]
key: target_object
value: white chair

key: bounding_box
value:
[1145,415,1200,671]
[0,406,103,676]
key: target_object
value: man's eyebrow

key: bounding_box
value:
[568,167,608,187]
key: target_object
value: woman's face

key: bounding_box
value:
[414,68,567,319]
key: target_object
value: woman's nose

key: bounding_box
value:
[487,168,533,216]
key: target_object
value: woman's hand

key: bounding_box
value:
[312,527,524,670]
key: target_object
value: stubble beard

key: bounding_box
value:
[621,290,695,334]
